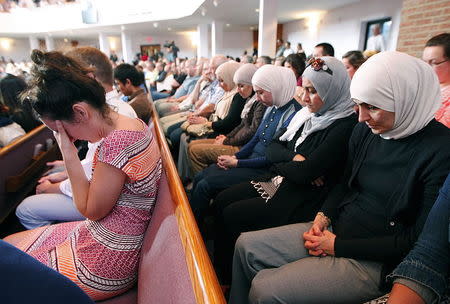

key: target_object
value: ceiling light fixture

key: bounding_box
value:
[200,6,207,16]
[168,27,172,31]
[226,23,230,27]
[153,22,159,28]
[212,0,219,7]
[255,8,259,13]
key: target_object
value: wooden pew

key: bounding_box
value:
[99,111,225,303]
[0,125,60,224]
[3,114,225,303]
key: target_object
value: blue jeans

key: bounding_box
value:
[151,91,170,101]
[16,193,85,229]
[388,173,450,302]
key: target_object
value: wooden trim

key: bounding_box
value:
[151,109,226,304]
[0,124,46,157]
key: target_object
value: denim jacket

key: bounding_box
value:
[388,173,450,303]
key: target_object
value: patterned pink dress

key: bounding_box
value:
[10,126,162,300]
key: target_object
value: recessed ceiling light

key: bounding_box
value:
[250,26,254,30]
[212,0,219,7]
[255,8,259,13]
[201,6,207,16]
[226,23,230,27]
[168,27,172,31]
[153,22,158,28]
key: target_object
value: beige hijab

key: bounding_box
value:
[252,65,296,108]
[215,61,241,90]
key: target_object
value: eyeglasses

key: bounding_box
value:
[426,58,449,67]
[306,58,333,75]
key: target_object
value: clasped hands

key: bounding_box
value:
[303,216,336,257]
[214,135,226,145]
[217,154,238,170]
[187,114,207,125]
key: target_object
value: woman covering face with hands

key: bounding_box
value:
[4,50,162,301]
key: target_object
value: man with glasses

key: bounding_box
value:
[423,33,450,128]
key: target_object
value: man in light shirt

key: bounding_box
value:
[366,24,385,52]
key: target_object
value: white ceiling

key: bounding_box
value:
[3,0,363,38]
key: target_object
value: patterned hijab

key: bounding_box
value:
[351,51,441,139]
[252,65,296,108]
[280,56,354,149]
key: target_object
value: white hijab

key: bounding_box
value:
[279,56,355,149]
[351,51,441,139]
[252,65,296,108]
[234,63,259,118]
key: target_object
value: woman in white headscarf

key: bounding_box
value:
[187,63,267,175]
[189,65,300,224]
[228,51,450,304]
[212,56,357,285]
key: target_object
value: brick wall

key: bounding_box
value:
[397,0,450,58]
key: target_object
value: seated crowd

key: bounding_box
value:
[0,32,449,304]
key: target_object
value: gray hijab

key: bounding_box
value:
[281,56,355,149]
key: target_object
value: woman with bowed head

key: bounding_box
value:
[189,65,301,222]
[4,50,162,301]
[187,63,266,176]
[212,56,358,285]
[228,51,450,304]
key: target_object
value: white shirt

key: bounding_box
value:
[59,90,138,196]
[283,48,294,57]
[366,34,385,52]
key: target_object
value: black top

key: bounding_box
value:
[265,114,358,185]
[320,120,450,264]
[212,92,246,135]
[223,100,266,146]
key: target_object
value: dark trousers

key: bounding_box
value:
[212,179,326,284]
[190,164,267,224]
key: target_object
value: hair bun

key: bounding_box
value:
[31,49,46,65]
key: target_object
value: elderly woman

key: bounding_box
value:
[189,65,301,222]
[228,51,450,304]
[212,56,357,285]
[188,63,266,176]
[177,61,241,181]
[4,50,162,301]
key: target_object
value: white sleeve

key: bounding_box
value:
[59,141,99,197]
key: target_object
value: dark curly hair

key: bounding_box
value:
[22,49,107,121]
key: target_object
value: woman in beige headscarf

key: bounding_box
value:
[177,61,242,182]
[188,63,267,176]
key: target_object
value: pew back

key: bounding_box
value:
[0,125,60,224]
[101,111,225,303]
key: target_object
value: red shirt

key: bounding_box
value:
[435,85,450,128]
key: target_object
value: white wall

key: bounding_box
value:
[0,38,32,62]
[0,37,99,62]
[283,0,403,58]
[221,31,253,59]
[130,30,253,61]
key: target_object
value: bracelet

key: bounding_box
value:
[317,212,331,226]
